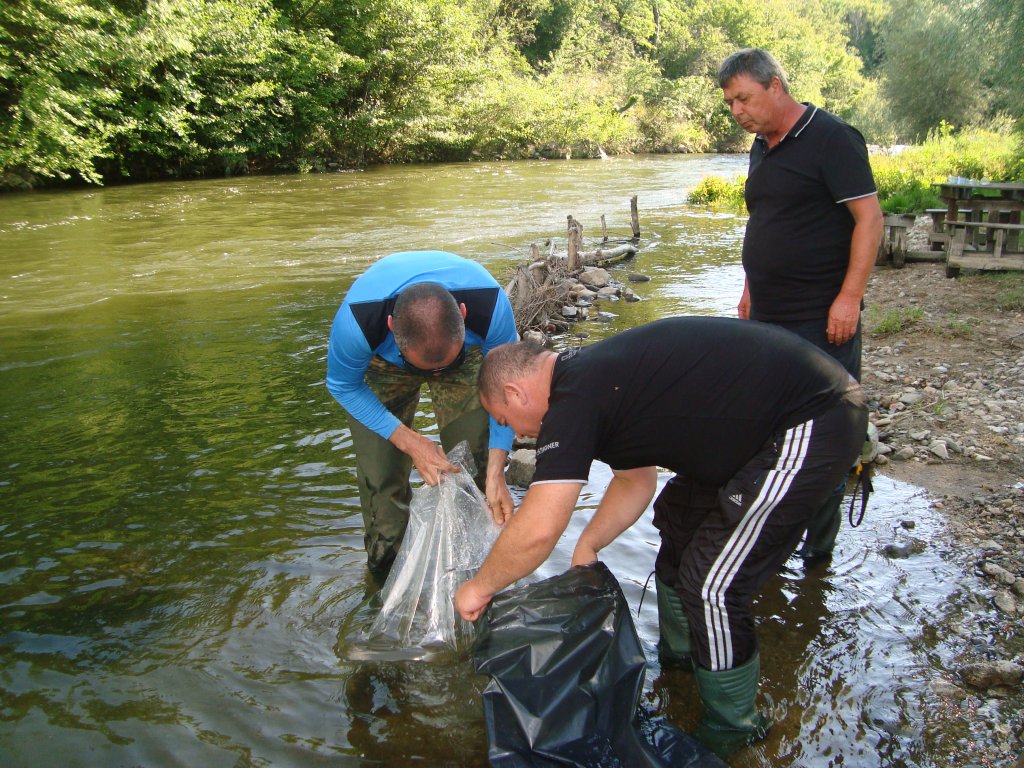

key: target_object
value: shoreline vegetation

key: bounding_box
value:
[688,127,1024,214]
[2,0,1022,194]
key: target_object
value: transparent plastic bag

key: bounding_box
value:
[364,440,501,654]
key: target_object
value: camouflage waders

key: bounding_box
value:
[346,348,489,576]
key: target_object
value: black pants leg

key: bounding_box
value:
[653,397,866,671]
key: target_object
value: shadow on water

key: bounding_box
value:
[1,158,1017,766]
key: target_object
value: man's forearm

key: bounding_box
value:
[840,226,880,301]
[486,448,509,482]
[471,482,581,596]
[576,467,658,555]
[840,197,884,302]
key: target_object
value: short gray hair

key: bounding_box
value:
[717,48,789,92]
[478,341,548,402]
[392,282,464,365]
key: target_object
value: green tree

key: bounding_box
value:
[878,0,990,140]
[977,0,1023,120]
[109,0,362,177]
[830,0,888,75]
[0,0,128,186]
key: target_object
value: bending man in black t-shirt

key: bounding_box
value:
[455,317,867,757]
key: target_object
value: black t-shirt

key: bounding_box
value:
[742,105,876,322]
[531,317,860,488]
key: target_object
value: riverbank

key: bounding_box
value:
[860,257,1024,763]
[862,260,1023,573]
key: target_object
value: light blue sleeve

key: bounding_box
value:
[325,305,400,441]
[483,289,518,453]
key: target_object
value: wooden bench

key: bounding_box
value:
[927,208,948,251]
[926,207,973,251]
[945,219,1024,277]
[878,213,916,268]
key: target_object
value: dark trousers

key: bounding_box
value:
[653,395,866,672]
[755,316,863,557]
[756,316,861,380]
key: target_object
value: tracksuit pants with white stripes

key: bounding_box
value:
[652,394,866,673]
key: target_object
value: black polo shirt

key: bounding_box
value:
[742,105,876,322]
[531,316,860,488]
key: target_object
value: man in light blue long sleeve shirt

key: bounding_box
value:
[326,251,517,577]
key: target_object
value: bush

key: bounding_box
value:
[687,175,746,208]
[878,179,941,214]
[871,125,1022,213]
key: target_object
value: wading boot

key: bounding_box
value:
[694,653,771,758]
[655,574,693,670]
[796,486,844,564]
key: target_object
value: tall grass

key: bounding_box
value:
[689,125,1023,215]
[871,124,1023,212]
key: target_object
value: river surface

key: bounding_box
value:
[0,156,1004,766]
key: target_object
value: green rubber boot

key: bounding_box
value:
[694,653,772,758]
[797,486,844,563]
[655,574,692,670]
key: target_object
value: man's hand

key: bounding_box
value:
[389,424,458,485]
[455,578,493,622]
[486,448,514,525]
[737,281,751,320]
[827,293,861,345]
[570,542,599,568]
[486,476,515,525]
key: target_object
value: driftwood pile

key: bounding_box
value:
[505,197,643,338]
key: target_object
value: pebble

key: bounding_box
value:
[993,590,1018,614]
[505,448,536,488]
[959,660,1024,690]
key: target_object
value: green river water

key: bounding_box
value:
[0,155,1010,767]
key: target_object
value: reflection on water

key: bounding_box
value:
[0,157,1010,767]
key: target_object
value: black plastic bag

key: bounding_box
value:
[472,562,725,768]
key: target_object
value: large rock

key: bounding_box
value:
[959,660,1024,690]
[578,268,611,288]
[981,561,1017,586]
[505,449,536,488]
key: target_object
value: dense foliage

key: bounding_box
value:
[688,127,1024,212]
[1,0,1022,190]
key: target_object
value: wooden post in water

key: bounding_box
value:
[630,196,640,240]
[567,215,583,271]
[600,214,608,242]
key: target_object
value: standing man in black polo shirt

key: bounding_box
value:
[717,48,883,563]
[455,317,867,757]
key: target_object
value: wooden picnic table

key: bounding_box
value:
[932,180,1024,277]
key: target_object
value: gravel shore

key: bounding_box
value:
[860,252,1024,765]
[862,258,1023,578]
